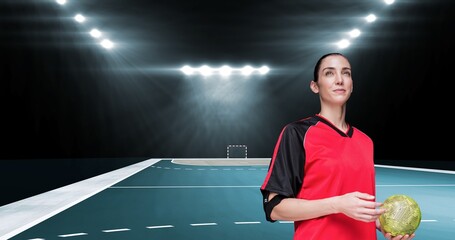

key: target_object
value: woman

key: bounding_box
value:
[260,53,414,240]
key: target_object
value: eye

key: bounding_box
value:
[343,71,351,77]
[325,71,334,76]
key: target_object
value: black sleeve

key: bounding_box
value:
[260,123,306,221]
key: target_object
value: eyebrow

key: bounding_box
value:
[322,67,351,71]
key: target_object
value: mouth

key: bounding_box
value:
[333,89,346,93]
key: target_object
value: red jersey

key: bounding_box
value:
[261,114,377,240]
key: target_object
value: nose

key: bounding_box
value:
[335,73,344,85]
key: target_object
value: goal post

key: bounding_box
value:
[226,144,248,158]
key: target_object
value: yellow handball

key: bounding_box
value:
[379,194,422,236]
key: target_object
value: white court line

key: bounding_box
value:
[102,228,130,233]
[375,164,455,175]
[0,159,162,240]
[234,221,261,225]
[110,185,261,189]
[377,184,455,187]
[421,220,438,222]
[279,221,293,224]
[190,223,217,226]
[146,225,174,229]
[111,184,455,189]
[58,233,88,238]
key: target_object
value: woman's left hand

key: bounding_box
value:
[376,219,416,240]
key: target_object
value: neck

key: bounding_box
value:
[318,105,347,131]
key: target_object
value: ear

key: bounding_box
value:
[310,81,319,93]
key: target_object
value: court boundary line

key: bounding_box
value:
[111,184,455,189]
[375,164,455,175]
[376,184,455,187]
[171,158,270,166]
[170,159,455,175]
[110,185,261,188]
[0,158,161,240]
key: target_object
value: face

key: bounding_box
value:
[310,54,353,106]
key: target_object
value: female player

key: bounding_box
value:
[260,52,415,240]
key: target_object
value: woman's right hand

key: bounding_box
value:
[334,191,385,222]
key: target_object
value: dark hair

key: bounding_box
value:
[313,52,346,82]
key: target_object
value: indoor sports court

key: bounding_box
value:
[1,157,454,240]
[1,0,455,239]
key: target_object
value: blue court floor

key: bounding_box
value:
[4,159,455,240]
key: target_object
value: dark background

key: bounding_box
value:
[1,0,454,205]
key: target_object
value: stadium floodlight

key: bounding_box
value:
[74,14,85,23]
[241,65,254,76]
[199,65,213,76]
[365,14,377,23]
[219,65,232,76]
[89,28,102,38]
[180,65,195,75]
[178,65,271,76]
[349,28,361,38]
[100,39,114,49]
[384,0,395,5]
[258,66,270,75]
[56,0,66,5]
[337,39,350,49]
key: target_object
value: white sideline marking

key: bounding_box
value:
[377,184,455,187]
[375,164,455,175]
[58,232,88,237]
[279,221,294,224]
[111,185,261,189]
[102,228,130,233]
[146,225,174,229]
[190,223,217,226]
[234,221,261,225]
[0,159,161,240]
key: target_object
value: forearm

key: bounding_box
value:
[270,196,338,221]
